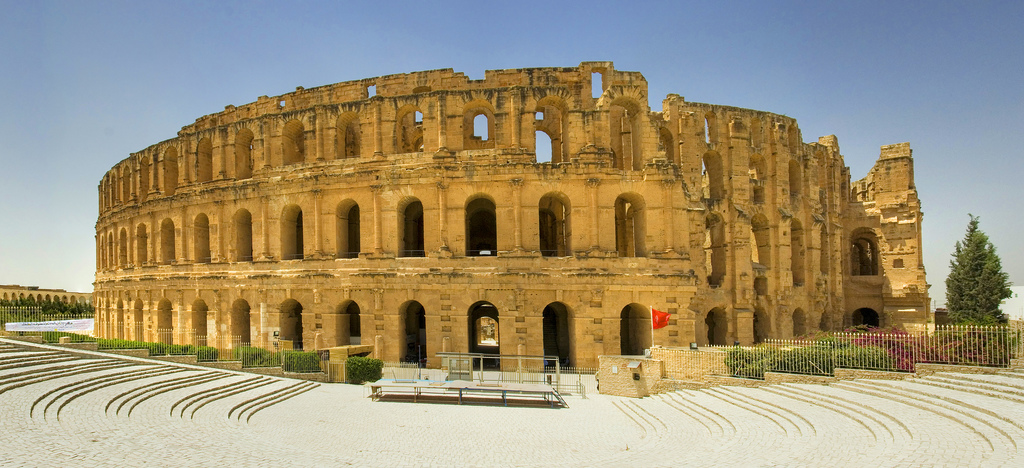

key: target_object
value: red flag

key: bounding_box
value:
[652,308,670,329]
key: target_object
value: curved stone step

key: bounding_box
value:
[757,385,882,443]
[33,365,167,420]
[717,386,818,437]
[2,361,135,395]
[654,392,721,436]
[704,387,798,436]
[182,378,278,420]
[123,373,229,418]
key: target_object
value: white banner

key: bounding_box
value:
[4,319,94,332]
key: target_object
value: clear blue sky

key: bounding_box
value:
[1,1,1021,307]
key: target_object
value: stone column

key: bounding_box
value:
[372,185,383,254]
[437,97,448,150]
[373,101,383,157]
[663,178,676,253]
[510,178,523,250]
[511,88,522,148]
[260,197,270,260]
[587,178,601,250]
[313,189,323,257]
[437,181,449,252]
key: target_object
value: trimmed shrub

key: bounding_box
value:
[282,351,322,373]
[234,346,279,368]
[346,356,383,384]
[833,345,896,370]
[196,346,218,362]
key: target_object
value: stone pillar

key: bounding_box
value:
[373,101,383,157]
[511,89,522,148]
[437,182,449,252]
[372,185,383,254]
[662,179,676,253]
[510,178,523,250]
[374,334,384,359]
[260,197,270,260]
[587,178,601,250]
[313,189,323,257]
[259,302,269,348]
[437,97,448,150]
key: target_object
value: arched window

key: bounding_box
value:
[233,209,253,262]
[750,214,771,269]
[852,308,880,327]
[231,299,251,344]
[401,301,427,363]
[131,300,144,341]
[121,167,131,202]
[279,299,304,350]
[705,214,726,287]
[399,200,424,257]
[138,156,150,203]
[160,219,175,264]
[702,152,725,201]
[193,213,211,263]
[535,130,553,163]
[336,201,360,258]
[335,112,361,158]
[539,193,570,257]
[614,194,646,257]
[658,127,676,164]
[282,120,305,165]
[789,159,802,199]
[791,219,805,286]
[463,105,495,150]
[851,231,880,276]
[535,97,569,163]
[610,99,643,170]
[619,304,651,355]
[156,299,173,343]
[704,113,717,146]
[703,308,727,346]
[118,228,128,268]
[235,129,254,179]
[281,205,304,260]
[396,106,424,153]
[749,154,767,204]
[465,197,497,256]
[163,147,178,196]
[543,303,572,366]
[196,138,213,183]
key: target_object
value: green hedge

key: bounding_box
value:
[282,351,322,373]
[234,346,280,368]
[346,356,383,384]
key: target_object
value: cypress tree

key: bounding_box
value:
[945,215,1012,324]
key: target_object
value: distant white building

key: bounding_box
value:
[1002,286,1024,321]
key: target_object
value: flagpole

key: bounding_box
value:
[650,305,656,350]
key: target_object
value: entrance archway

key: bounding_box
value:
[704,308,728,345]
[852,308,880,327]
[280,299,304,350]
[542,302,572,366]
[792,308,807,337]
[192,299,208,346]
[619,304,651,355]
[468,302,499,355]
[231,299,251,345]
[401,301,427,364]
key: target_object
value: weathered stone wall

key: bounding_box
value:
[0,285,91,304]
[93,62,929,368]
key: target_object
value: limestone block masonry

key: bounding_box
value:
[93,62,929,368]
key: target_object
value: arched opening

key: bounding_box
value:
[614,194,646,257]
[121,167,131,202]
[464,105,495,149]
[792,308,807,337]
[233,209,253,262]
[336,201,360,258]
[750,214,771,268]
[468,302,500,359]
[704,113,717,146]
[750,118,764,147]
[107,233,114,269]
[196,138,213,183]
[138,156,150,203]
[791,219,805,286]
[194,213,211,263]
[399,200,424,257]
[335,112,361,158]
[535,130,553,163]
[705,213,726,287]
[789,159,802,199]
[704,308,728,346]
[658,126,675,164]
[160,218,175,264]
[619,304,651,355]
[542,303,572,366]
[702,151,725,200]
[401,301,427,364]
[118,228,128,268]
[539,193,570,257]
[335,301,361,346]
[192,299,208,346]
[113,301,124,339]
[465,197,497,256]
[535,96,569,163]
[281,205,304,260]
[851,231,879,276]
[749,154,767,204]
[282,120,305,165]
[396,106,424,153]
[131,299,144,341]
[852,308,880,328]
[610,100,643,170]
[234,129,254,179]
[279,299,304,350]
[135,224,148,265]
[231,299,251,345]
[156,299,173,343]
[753,308,770,343]
[162,147,178,196]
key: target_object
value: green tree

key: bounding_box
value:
[945,215,1012,324]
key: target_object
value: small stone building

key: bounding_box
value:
[92,62,928,367]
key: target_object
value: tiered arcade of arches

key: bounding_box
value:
[93,63,929,366]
